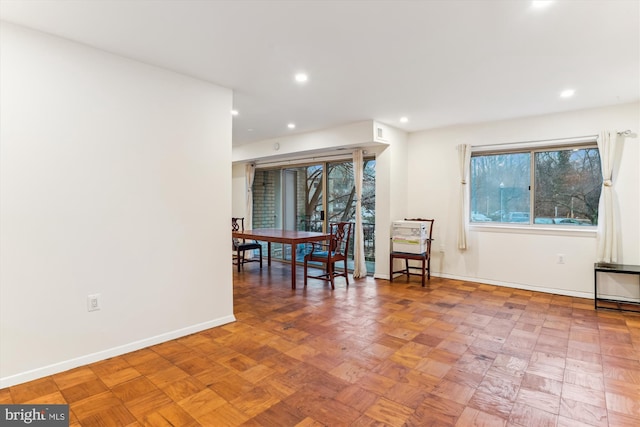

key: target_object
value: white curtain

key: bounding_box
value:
[245,163,256,227]
[596,131,619,263]
[457,144,472,250]
[352,149,367,278]
[245,163,256,258]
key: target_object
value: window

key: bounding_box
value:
[470,142,601,226]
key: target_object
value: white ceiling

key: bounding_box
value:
[1,0,638,146]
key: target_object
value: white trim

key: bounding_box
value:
[596,294,640,304]
[472,135,597,153]
[470,224,597,237]
[0,315,236,388]
[429,272,594,299]
[381,270,594,299]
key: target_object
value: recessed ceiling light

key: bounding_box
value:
[531,1,553,9]
[400,117,409,123]
[294,73,308,83]
[287,123,296,129]
[230,110,239,116]
[560,89,575,98]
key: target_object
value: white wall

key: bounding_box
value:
[232,163,247,218]
[407,102,640,298]
[0,23,234,387]
[372,122,409,279]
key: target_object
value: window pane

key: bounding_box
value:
[471,153,531,223]
[298,165,323,232]
[327,162,355,224]
[253,169,280,229]
[326,159,376,271]
[534,148,601,225]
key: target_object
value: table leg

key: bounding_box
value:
[291,243,297,289]
[594,269,597,309]
[267,242,272,266]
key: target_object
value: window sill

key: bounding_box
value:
[469,223,597,237]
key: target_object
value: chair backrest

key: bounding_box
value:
[329,222,353,257]
[232,217,245,249]
[232,217,245,232]
[404,218,435,251]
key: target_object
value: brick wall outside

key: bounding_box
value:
[252,170,276,229]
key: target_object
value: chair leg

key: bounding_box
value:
[427,256,431,280]
[237,249,241,272]
[258,247,263,268]
[303,259,308,287]
[405,259,409,281]
[344,259,349,286]
[329,262,335,289]
[421,257,426,287]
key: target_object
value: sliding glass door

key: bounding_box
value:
[252,158,375,271]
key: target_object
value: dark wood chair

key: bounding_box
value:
[232,217,262,272]
[303,222,353,289]
[390,218,434,287]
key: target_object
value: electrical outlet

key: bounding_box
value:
[87,294,101,312]
[557,254,565,264]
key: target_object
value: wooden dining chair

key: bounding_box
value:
[232,217,262,272]
[390,218,434,287]
[303,222,353,289]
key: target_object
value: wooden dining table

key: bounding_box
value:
[231,228,330,289]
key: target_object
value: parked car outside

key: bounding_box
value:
[553,218,593,225]
[471,212,492,222]
[490,210,505,221]
[534,217,554,224]
[507,212,530,223]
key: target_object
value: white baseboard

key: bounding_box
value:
[430,272,593,299]
[377,269,593,300]
[0,315,236,389]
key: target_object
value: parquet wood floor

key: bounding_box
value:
[2,263,639,426]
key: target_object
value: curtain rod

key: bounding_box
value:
[471,135,596,150]
[576,130,634,139]
[575,130,634,139]
[580,130,633,137]
[471,130,635,150]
